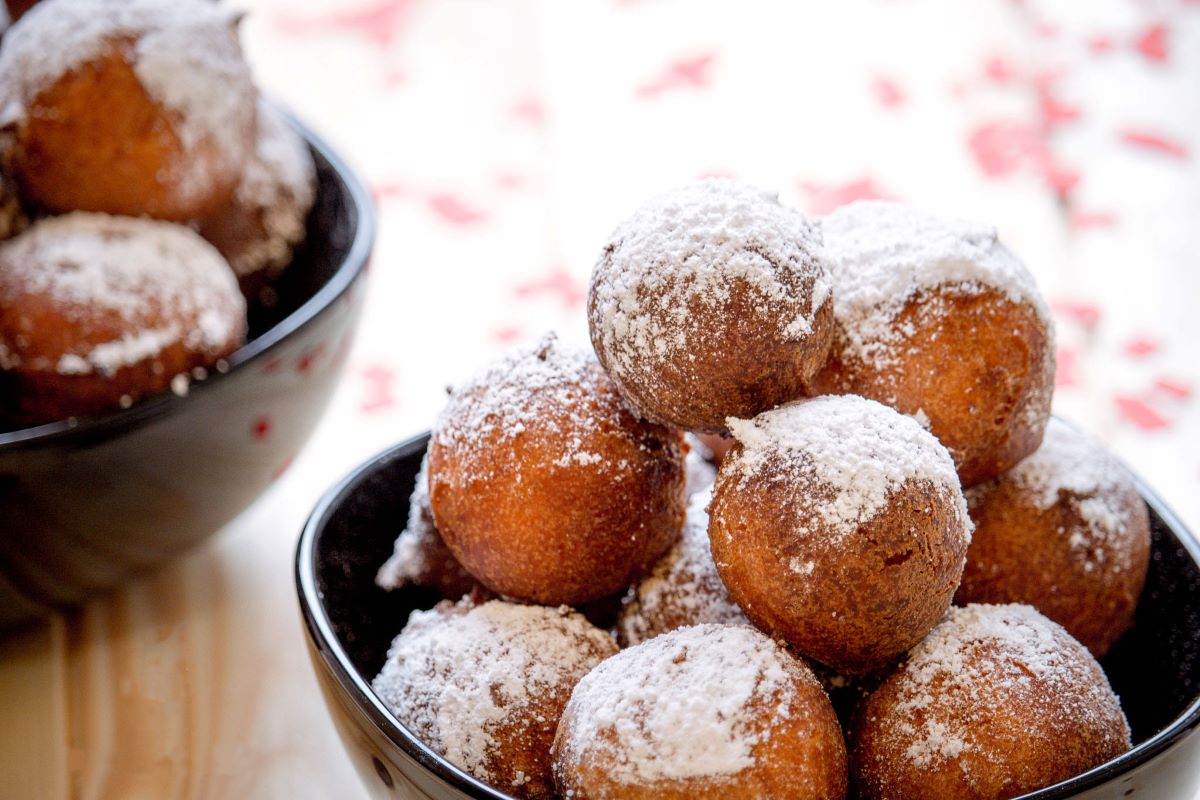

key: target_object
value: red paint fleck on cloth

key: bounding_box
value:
[1134,23,1168,63]
[513,266,587,309]
[637,52,718,97]
[1155,379,1192,400]
[1050,299,1102,331]
[427,193,487,225]
[1055,345,1079,388]
[872,75,906,107]
[1115,394,1170,430]
[1124,337,1159,358]
[360,364,398,413]
[274,0,418,48]
[1120,130,1188,159]
[798,177,895,215]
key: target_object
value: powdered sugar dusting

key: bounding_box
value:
[589,179,830,405]
[684,434,717,497]
[432,333,638,479]
[0,212,244,376]
[559,624,813,783]
[221,100,316,277]
[970,419,1142,571]
[725,395,969,539]
[618,489,748,646]
[0,0,254,205]
[372,599,616,784]
[879,603,1129,770]
[820,201,1050,367]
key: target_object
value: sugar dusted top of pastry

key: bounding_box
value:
[970,418,1143,571]
[372,599,616,783]
[589,179,831,378]
[0,0,254,204]
[0,212,243,376]
[433,332,660,478]
[820,201,1050,365]
[618,489,748,646]
[559,623,816,783]
[725,395,969,538]
[881,603,1129,770]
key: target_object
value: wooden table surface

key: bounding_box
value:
[3,1,1199,798]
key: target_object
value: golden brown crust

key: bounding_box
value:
[428,338,687,605]
[552,625,848,800]
[8,39,252,221]
[710,471,968,675]
[955,446,1151,657]
[850,605,1131,800]
[809,287,1054,488]
[0,214,245,427]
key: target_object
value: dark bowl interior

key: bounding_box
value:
[0,115,374,628]
[298,434,1200,800]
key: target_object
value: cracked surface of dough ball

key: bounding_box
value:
[373,598,618,800]
[709,395,971,675]
[588,179,833,434]
[851,603,1131,800]
[810,201,1054,487]
[553,623,847,799]
[428,334,686,605]
[956,419,1151,656]
[0,0,256,221]
[0,212,245,426]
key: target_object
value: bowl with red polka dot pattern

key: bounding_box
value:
[0,117,373,628]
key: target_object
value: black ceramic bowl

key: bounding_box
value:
[298,433,1200,800]
[0,117,374,629]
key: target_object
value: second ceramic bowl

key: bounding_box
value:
[297,433,1200,800]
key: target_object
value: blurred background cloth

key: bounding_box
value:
[6,2,1198,797]
[246,0,1200,532]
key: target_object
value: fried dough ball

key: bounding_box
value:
[376,452,481,600]
[198,99,316,301]
[956,419,1151,656]
[428,333,687,605]
[0,212,245,426]
[372,599,618,800]
[588,179,834,434]
[553,623,847,799]
[0,0,256,221]
[617,489,748,647]
[851,603,1131,800]
[695,432,734,467]
[810,201,1055,487]
[709,395,971,675]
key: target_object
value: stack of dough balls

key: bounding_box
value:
[371,179,1147,800]
[0,0,317,429]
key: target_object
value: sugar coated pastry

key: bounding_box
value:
[617,488,748,647]
[0,212,245,426]
[588,179,833,433]
[428,333,687,605]
[851,603,1131,800]
[956,419,1151,656]
[373,599,618,800]
[199,99,316,299]
[811,201,1055,487]
[0,0,256,220]
[709,395,971,675]
[376,451,480,600]
[553,624,847,799]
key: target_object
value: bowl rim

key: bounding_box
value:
[296,432,1200,800]
[0,110,376,450]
